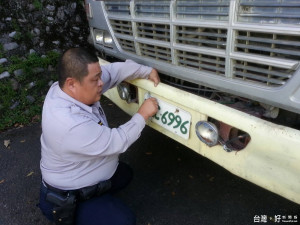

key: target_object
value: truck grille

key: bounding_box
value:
[104,0,299,88]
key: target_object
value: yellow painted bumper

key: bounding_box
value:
[100,58,300,204]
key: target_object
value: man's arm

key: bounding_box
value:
[59,113,149,161]
[101,59,160,93]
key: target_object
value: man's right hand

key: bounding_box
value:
[138,97,159,121]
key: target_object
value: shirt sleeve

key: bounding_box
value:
[59,113,146,161]
[101,59,153,93]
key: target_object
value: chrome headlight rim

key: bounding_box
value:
[195,121,219,147]
[94,29,104,45]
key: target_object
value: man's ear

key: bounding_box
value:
[64,77,78,94]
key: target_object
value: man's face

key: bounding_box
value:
[73,62,103,105]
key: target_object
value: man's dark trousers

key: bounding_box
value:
[39,162,136,225]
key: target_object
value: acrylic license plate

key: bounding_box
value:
[151,98,191,140]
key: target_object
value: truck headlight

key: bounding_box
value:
[94,29,104,44]
[117,83,131,102]
[117,82,138,103]
[195,119,251,152]
[195,121,219,147]
[93,29,113,47]
[104,32,113,46]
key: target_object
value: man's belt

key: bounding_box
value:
[43,179,112,201]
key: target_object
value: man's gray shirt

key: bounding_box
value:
[40,60,152,190]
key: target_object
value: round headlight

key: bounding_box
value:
[104,32,113,46]
[195,121,219,147]
[117,83,131,103]
[94,29,104,44]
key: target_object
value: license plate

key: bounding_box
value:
[149,96,191,140]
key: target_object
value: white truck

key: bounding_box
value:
[84,0,300,204]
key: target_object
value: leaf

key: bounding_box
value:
[4,140,10,148]
[20,139,26,143]
[26,171,34,177]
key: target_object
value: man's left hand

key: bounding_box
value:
[148,69,160,87]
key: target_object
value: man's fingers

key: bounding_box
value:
[148,69,160,87]
[154,77,160,87]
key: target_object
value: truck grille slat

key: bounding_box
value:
[178,37,226,48]
[136,9,169,14]
[238,0,300,24]
[177,11,229,16]
[136,3,170,7]
[177,52,226,66]
[236,44,300,57]
[234,64,292,79]
[135,0,170,18]
[178,59,225,73]
[236,36,300,47]
[177,2,229,7]
[240,14,300,19]
[240,2,300,7]
[176,0,230,21]
[105,1,131,16]
[177,30,227,39]
[234,71,285,85]
[137,26,169,33]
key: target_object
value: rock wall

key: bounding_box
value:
[0,0,91,129]
[0,0,90,60]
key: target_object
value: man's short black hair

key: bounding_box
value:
[58,48,99,88]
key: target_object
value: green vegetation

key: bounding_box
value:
[0,50,60,131]
[33,0,43,10]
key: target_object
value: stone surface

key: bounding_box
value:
[13,69,24,77]
[0,58,8,64]
[26,95,35,103]
[0,0,90,98]
[3,42,19,51]
[0,71,10,79]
